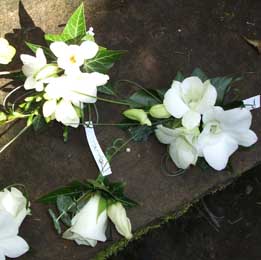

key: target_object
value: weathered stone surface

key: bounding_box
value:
[0,0,260,259]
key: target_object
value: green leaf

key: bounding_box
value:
[56,195,74,226]
[174,71,185,82]
[38,181,88,204]
[63,126,69,142]
[128,125,154,142]
[25,42,55,60]
[48,209,62,234]
[223,100,244,110]
[197,158,212,171]
[32,115,47,131]
[191,68,208,82]
[210,76,234,105]
[97,196,107,220]
[0,112,7,122]
[0,70,25,81]
[98,83,117,96]
[128,89,159,108]
[84,48,126,74]
[45,3,86,43]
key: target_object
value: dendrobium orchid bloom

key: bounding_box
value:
[20,48,58,91]
[0,211,29,260]
[163,77,217,129]
[50,40,99,75]
[198,106,258,171]
[0,38,16,65]
[155,125,199,169]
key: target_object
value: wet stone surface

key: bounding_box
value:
[0,0,260,259]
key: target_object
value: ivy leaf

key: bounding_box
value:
[56,195,74,226]
[45,3,86,43]
[128,125,154,142]
[210,76,236,105]
[191,68,208,82]
[25,42,55,60]
[128,89,160,108]
[98,83,117,96]
[32,115,47,132]
[48,209,62,234]
[84,48,127,74]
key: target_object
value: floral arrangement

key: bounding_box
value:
[0,2,259,259]
[122,69,258,171]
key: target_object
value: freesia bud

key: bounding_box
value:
[0,38,16,64]
[108,202,133,239]
[123,109,152,126]
[149,104,171,119]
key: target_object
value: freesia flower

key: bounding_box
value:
[63,194,107,247]
[20,48,58,91]
[50,41,99,75]
[44,72,109,106]
[163,77,217,129]
[155,125,199,169]
[0,211,29,260]
[0,187,30,228]
[198,106,258,171]
[123,109,152,126]
[43,99,80,128]
[0,38,16,64]
[108,202,133,239]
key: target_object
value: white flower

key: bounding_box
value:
[0,188,30,228]
[163,77,217,129]
[43,99,80,128]
[63,194,107,247]
[44,72,109,106]
[20,48,58,91]
[155,125,199,169]
[0,211,29,260]
[198,106,258,171]
[50,41,99,74]
[0,38,16,65]
[108,202,133,239]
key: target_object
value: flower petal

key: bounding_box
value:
[163,83,189,118]
[0,249,5,260]
[200,133,238,171]
[0,236,29,258]
[231,129,257,147]
[50,42,68,58]
[80,41,99,60]
[24,76,37,90]
[43,100,57,118]
[35,48,47,67]
[182,110,201,129]
[181,76,204,101]
[169,137,198,169]
[155,125,179,144]
[55,100,80,128]
[195,80,217,113]
[0,211,18,240]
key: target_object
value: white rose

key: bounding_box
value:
[155,125,199,169]
[0,187,30,228]
[0,211,29,260]
[0,38,16,65]
[63,194,108,247]
[198,106,258,170]
[50,41,99,75]
[163,77,217,129]
[108,202,133,239]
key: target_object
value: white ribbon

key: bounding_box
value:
[243,95,260,111]
[84,121,112,176]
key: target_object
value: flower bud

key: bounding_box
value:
[123,109,152,126]
[149,104,171,119]
[108,202,133,239]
